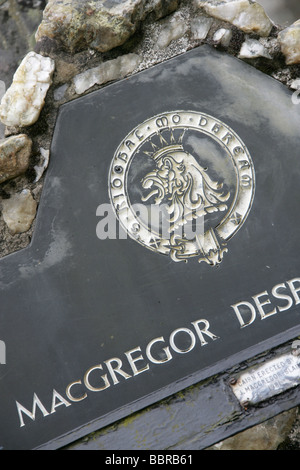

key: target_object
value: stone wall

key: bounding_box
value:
[0,0,299,450]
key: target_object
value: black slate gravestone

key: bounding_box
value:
[0,46,300,450]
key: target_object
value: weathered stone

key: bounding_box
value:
[213,28,233,47]
[73,53,141,95]
[197,0,274,37]
[191,16,214,40]
[239,37,272,59]
[1,189,37,235]
[0,1,44,90]
[210,409,298,450]
[156,12,188,49]
[34,147,50,183]
[53,58,80,86]
[54,84,68,102]
[35,0,180,54]
[0,52,55,128]
[144,0,179,20]
[0,134,32,184]
[290,78,300,90]
[0,81,6,140]
[278,20,300,65]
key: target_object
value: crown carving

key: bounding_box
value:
[143,129,186,161]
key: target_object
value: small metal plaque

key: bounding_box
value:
[231,348,300,406]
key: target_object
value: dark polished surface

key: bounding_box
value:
[0,46,299,450]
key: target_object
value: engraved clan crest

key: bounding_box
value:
[109,111,255,266]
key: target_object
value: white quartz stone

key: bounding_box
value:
[278,20,300,65]
[54,84,68,101]
[198,0,273,37]
[290,78,300,90]
[0,52,55,128]
[156,14,188,49]
[213,28,233,47]
[34,147,50,183]
[1,189,37,234]
[191,16,214,40]
[239,38,272,59]
[73,53,141,95]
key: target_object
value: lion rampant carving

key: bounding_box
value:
[141,150,230,234]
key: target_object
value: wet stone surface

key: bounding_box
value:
[0,46,299,449]
[0,1,45,87]
[35,0,180,53]
[1,0,300,451]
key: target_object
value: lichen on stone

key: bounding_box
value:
[35,0,180,54]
